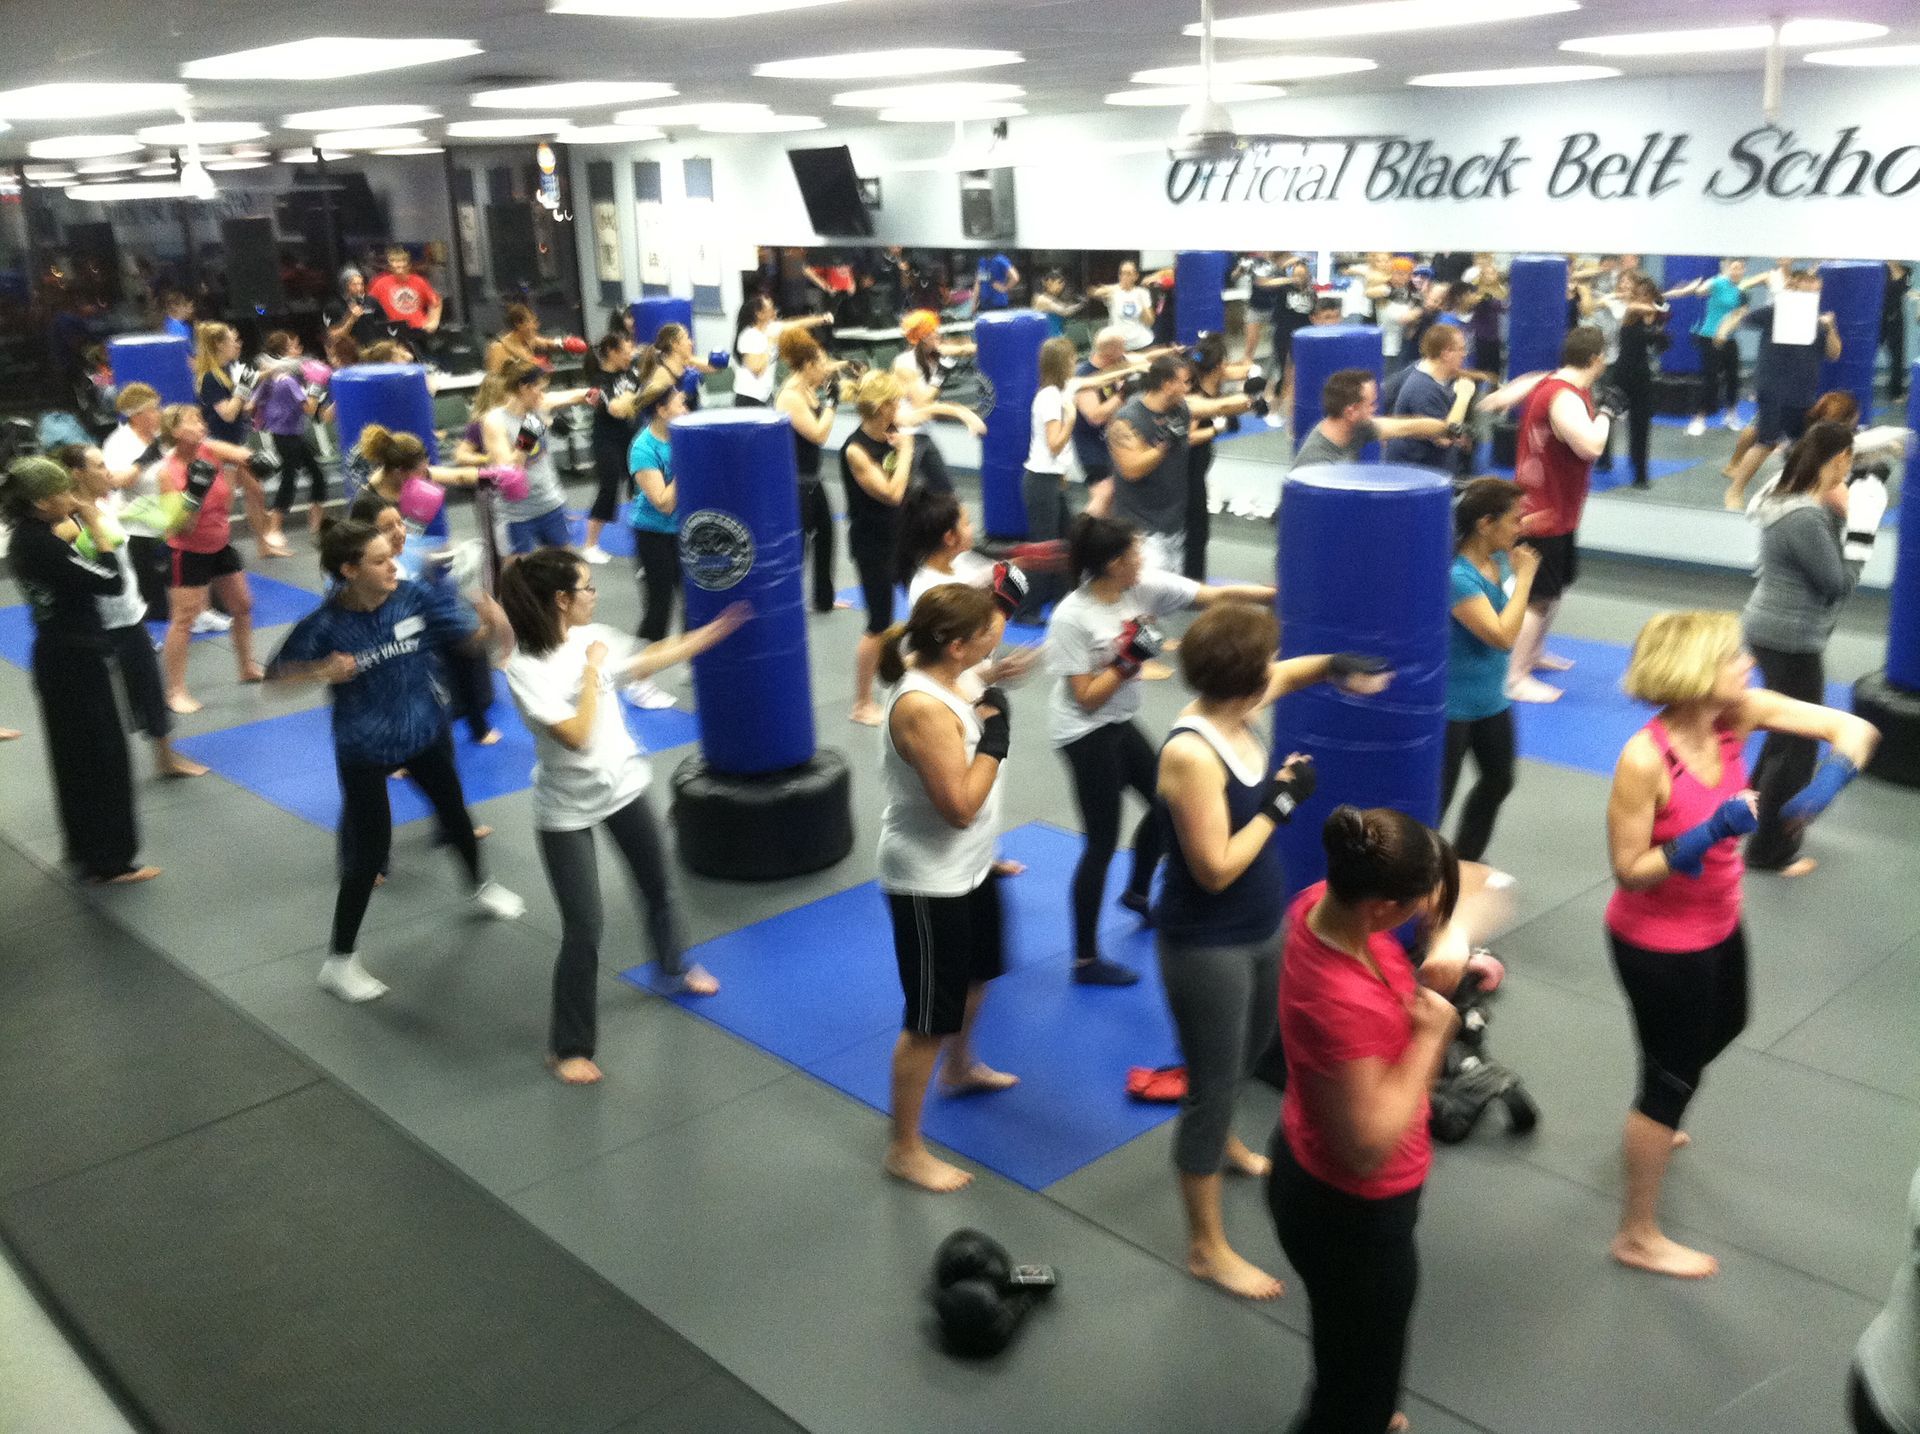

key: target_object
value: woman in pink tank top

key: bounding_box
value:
[1604,611,1878,1281]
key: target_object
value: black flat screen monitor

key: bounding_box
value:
[787,146,873,238]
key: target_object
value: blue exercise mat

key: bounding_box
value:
[565,513,635,558]
[0,574,321,671]
[176,685,701,830]
[620,821,1182,1191]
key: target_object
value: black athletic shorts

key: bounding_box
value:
[1753,392,1808,448]
[886,878,1006,1036]
[1522,532,1579,601]
[171,544,244,588]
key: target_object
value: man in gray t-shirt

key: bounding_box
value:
[1107,355,1197,572]
[1295,367,1451,468]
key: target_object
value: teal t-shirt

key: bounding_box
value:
[1447,552,1513,721]
[1692,275,1744,340]
[626,425,678,534]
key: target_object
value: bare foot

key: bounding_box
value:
[1188,1245,1285,1301]
[166,692,203,715]
[1722,487,1744,510]
[990,858,1026,877]
[548,1055,604,1085]
[1611,1231,1719,1279]
[884,1146,972,1192]
[159,755,210,779]
[1504,676,1562,705]
[941,1063,1019,1096]
[833,598,853,610]
[1779,857,1818,878]
[1224,1143,1272,1178]
[472,825,493,840]
[1533,652,1574,673]
[849,702,884,727]
[1671,1130,1692,1150]
[94,866,162,885]
[1389,1415,1411,1433]
[239,665,265,684]
[476,729,502,746]
[675,964,720,996]
[374,873,386,888]
[390,768,408,781]
[0,728,20,740]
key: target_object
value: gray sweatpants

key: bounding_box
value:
[1157,931,1282,1176]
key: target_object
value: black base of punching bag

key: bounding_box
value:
[670,749,855,880]
[1652,373,1697,417]
[1853,671,1920,789]
[1489,420,1518,470]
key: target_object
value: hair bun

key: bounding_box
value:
[1321,804,1369,859]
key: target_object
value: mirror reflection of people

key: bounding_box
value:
[367,245,443,336]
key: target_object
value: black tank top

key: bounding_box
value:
[791,390,826,480]
[839,426,901,541]
[1153,718,1286,946]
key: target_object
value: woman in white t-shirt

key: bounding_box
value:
[1092,260,1156,351]
[1046,514,1274,986]
[731,293,831,409]
[1021,335,1077,621]
[498,547,751,1085]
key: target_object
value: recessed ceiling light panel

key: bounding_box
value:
[185,37,481,81]
[137,121,269,145]
[613,102,770,125]
[445,118,569,138]
[699,113,825,133]
[1191,0,1578,42]
[284,105,441,130]
[755,48,1022,80]
[1105,85,1288,107]
[1409,63,1621,86]
[314,128,430,149]
[832,82,1024,107]
[0,83,187,120]
[28,134,143,159]
[1562,19,1886,55]
[1807,42,1920,66]
[1132,55,1376,85]
[470,81,676,108]
[74,158,145,174]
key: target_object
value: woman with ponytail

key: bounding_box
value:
[774,327,851,612]
[498,547,750,1082]
[193,320,286,557]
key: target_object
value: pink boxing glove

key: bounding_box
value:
[397,476,446,527]
[301,359,333,389]
[479,465,530,504]
[561,335,588,355]
[1465,949,1506,993]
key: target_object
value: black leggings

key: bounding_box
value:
[849,528,896,636]
[1441,709,1515,863]
[442,648,497,744]
[1693,333,1741,415]
[589,433,630,525]
[1184,443,1212,583]
[333,729,482,955]
[536,793,683,1060]
[633,529,681,643]
[266,431,326,512]
[1850,1364,1901,1434]
[1746,642,1824,870]
[1059,720,1165,964]
[1611,368,1654,485]
[106,621,170,740]
[1019,468,1070,621]
[1268,1131,1422,1434]
[34,637,140,880]
[128,534,172,623]
[914,437,952,493]
[799,478,837,613]
[1607,925,1749,1129]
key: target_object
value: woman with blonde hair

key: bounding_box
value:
[194,320,286,557]
[155,403,264,714]
[1019,334,1078,620]
[841,368,915,724]
[774,327,851,612]
[484,302,567,375]
[1604,610,1876,1279]
[635,322,720,412]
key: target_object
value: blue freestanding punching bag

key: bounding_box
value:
[107,334,195,406]
[1273,464,1453,902]
[1507,255,1570,381]
[1852,364,1920,788]
[1291,326,1383,458]
[975,309,1047,539]
[1818,260,1887,422]
[631,296,693,347]
[330,363,439,466]
[1175,251,1230,345]
[666,409,853,879]
[1659,256,1719,376]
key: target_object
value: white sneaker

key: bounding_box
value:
[580,545,612,565]
[191,609,233,634]
[1722,410,1744,431]
[318,953,388,1003]
[1685,417,1706,437]
[472,880,526,920]
[622,679,677,710]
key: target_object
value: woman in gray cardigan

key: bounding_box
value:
[1741,421,1876,873]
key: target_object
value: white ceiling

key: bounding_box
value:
[4,0,1919,160]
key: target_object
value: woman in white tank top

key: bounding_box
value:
[873,583,1016,1193]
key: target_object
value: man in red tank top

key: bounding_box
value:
[1507,326,1620,703]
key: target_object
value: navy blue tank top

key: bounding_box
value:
[1153,717,1285,946]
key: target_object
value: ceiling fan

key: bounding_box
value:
[1170,0,1400,161]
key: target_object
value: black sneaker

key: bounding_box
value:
[1118,890,1154,924]
[1074,957,1141,987]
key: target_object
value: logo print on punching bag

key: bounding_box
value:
[680,510,756,591]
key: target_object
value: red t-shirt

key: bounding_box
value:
[368,272,439,329]
[161,444,234,554]
[1514,375,1594,538]
[1278,883,1432,1200]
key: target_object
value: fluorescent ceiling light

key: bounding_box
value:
[755,48,1023,80]
[1410,63,1621,86]
[284,104,440,129]
[613,102,769,125]
[315,128,430,149]
[137,120,268,146]
[22,165,76,180]
[699,113,825,133]
[28,134,143,159]
[279,148,351,162]
[549,0,847,13]
[1807,43,1920,66]
[560,124,669,143]
[445,118,568,138]
[471,81,675,108]
[833,82,1025,107]
[67,180,193,201]
[1562,19,1887,55]
[1191,0,1578,42]
[205,158,270,171]
[183,37,481,81]
[375,146,447,155]
[1105,84,1288,106]
[0,83,187,121]
[1132,55,1376,85]
[74,158,146,174]
[877,102,1027,123]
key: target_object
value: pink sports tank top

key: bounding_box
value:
[1605,717,1747,953]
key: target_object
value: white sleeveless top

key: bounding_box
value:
[877,668,1003,896]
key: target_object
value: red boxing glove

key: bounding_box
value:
[561,335,588,355]
[989,561,1029,617]
[1110,618,1163,679]
[585,387,603,407]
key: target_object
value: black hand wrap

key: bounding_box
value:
[1328,652,1389,680]
[1258,756,1316,825]
[975,686,1011,762]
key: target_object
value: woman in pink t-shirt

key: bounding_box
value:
[1272,805,1464,1434]
[1605,610,1877,1280]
